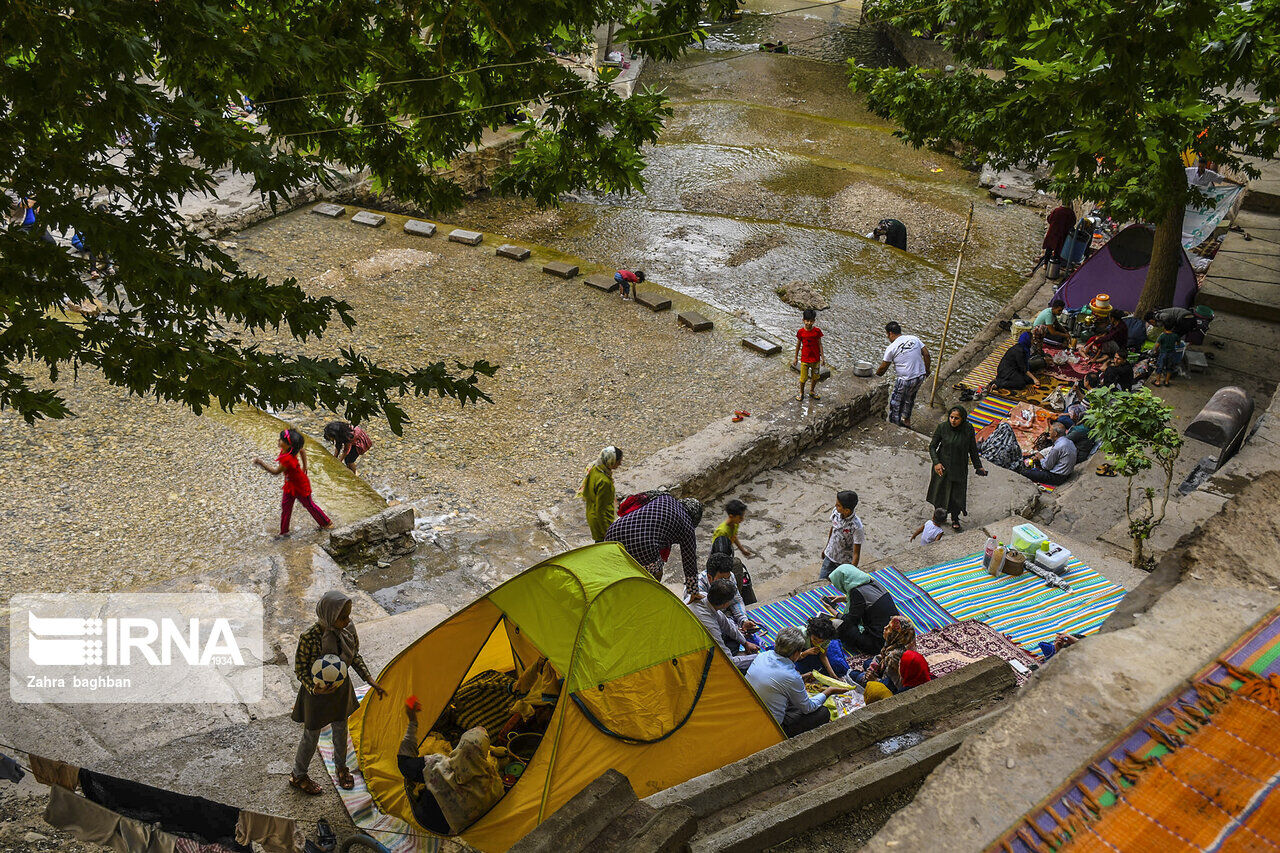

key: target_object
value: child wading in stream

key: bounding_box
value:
[254,428,333,536]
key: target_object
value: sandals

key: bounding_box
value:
[336,768,355,790]
[289,774,324,796]
[951,521,962,532]
[809,391,821,400]
[795,394,804,401]
[1096,463,1118,477]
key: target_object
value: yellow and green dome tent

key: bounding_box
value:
[350,542,783,852]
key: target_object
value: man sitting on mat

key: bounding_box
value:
[1019,421,1078,486]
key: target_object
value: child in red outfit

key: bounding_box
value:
[793,308,827,401]
[254,428,332,536]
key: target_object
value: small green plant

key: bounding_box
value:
[1080,387,1184,569]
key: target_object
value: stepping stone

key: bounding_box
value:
[636,292,672,312]
[448,229,483,245]
[311,203,346,218]
[497,244,531,261]
[789,361,832,379]
[585,274,619,292]
[352,211,386,228]
[743,336,782,356]
[1185,349,1209,372]
[543,261,579,279]
[678,311,713,332]
[404,220,436,237]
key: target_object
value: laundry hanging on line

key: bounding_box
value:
[79,767,251,853]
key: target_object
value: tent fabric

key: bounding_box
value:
[1053,224,1199,312]
[350,543,784,853]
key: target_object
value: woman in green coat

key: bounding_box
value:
[579,445,623,541]
[927,406,987,531]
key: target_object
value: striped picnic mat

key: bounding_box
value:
[900,553,1126,653]
[958,332,1019,390]
[750,571,956,638]
[967,396,1017,428]
[320,684,440,853]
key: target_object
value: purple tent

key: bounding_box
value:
[1053,224,1198,312]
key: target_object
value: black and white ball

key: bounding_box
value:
[311,654,348,691]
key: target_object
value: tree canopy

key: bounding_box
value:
[851,0,1280,312]
[1,0,731,429]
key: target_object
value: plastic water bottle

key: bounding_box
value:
[983,536,997,570]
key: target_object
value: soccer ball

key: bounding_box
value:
[311,654,348,691]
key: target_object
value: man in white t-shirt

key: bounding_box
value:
[1186,159,1242,189]
[875,321,931,428]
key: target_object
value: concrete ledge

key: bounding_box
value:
[624,378,891,501]
[510,769,638,853]
[678,311,713,332]
[404,219,437,237]
[636,292,672,312]
[742,336,782,356]
[310,202,346,218]
[324,505,416,566]
[543,261,579,279]
[645,657,1015,819]
[448,228,483,245]
[695,713,997,853]
[585,273,619,292]
[352,210,386,227]
[622,805,699,853]
[497,244,531,261]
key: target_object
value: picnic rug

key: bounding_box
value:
[900,553,1126,653]
[960,332,1021,390]
[320,684,440,853]
[750,571,956,641]
[918,620,1042,687]
[988,604,1280,853]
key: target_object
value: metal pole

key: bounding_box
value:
[929,202,975,408]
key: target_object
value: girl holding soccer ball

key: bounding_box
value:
[290,591,386,794]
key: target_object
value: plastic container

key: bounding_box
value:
[1034,543,1073,574]
[983,536,997,570]
[1011,523,1048,556]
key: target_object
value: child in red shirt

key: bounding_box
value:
[254,428,332,536]
[793,308,827,401]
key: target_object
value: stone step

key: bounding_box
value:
[678,311,713,332]
[404,219,437,238]
[351,211,386,228]
[742,336,782,356]
[497,244,531,261]
[636,292,672,312]
[448,229,483,245]
[310,202,346,218]
[585,273,619,292]
[543,261,580,279]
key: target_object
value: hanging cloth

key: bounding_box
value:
[79,768,249,852]
[0,752,24,783]
[28,753,80,789]
[235,809,304,853]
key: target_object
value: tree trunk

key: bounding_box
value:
[1131,534,1144,569]
[1135,159,1189,316]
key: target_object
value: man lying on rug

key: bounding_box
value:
[1018,421,1078,486]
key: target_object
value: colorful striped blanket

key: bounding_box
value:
[749,570,956,641]
[900,553,1126,653]
[959,332,1020,391]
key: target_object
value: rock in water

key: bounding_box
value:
[775,282,830,311]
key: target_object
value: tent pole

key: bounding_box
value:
[929,202,975,408]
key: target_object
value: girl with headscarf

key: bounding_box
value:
[857,615,916,688]
[993,332,1037,390]
[897,650,934,689]
[398,703,505,834]
[578,445,623,542]
[927,406,988,531]
[825,564,900,654]
[291,590,386,795]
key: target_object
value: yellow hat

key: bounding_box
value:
[864,681,893,703]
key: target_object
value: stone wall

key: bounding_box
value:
[324,505,417,567]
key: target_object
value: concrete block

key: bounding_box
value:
[622,805,699,853]
[790,361,832,380]
[543,261,579,279]
[404,219,437,237]
[636,292,672,312]
[509,769,638,853]
[497,244,531,261]
[310,203,346,218]
[678,311,713,332]
[448,229,483,246]
[743,336,782,356]
[351,210,386,228]
[383,505,416,536]
[585,274,619,293]
[694,713,998,853]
